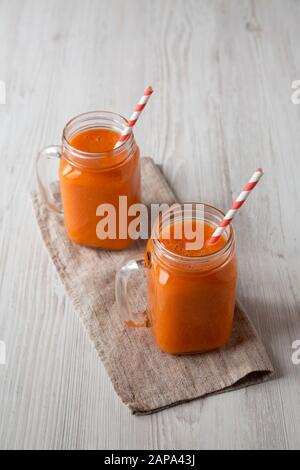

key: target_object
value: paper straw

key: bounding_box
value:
[114,86,153,149]
[207,168,264,245]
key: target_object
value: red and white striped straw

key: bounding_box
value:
[207,168,264,245]
[114,86,154,149]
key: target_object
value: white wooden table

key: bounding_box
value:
[1,0,300,450]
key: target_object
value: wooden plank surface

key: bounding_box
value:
[0,0,300,449]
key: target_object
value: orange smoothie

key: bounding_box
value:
[59,127,141,249]
[147,219,237,354]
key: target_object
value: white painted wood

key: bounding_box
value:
[0,0,300,449]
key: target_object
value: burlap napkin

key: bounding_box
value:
[32,157,273,415]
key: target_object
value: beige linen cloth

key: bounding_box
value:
[32,157,273,415]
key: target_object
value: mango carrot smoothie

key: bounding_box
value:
[147,206,237,354]
[59,112,141,249]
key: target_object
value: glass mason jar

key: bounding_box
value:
[36,111,141,249]
[116,204,237,354]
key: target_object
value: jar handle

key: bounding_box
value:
[115,252,150,328]
[36,145,63,214]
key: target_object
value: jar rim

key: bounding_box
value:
[152,203,235,265]
[62,110,134,160]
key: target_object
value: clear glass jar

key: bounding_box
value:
[116,204,237,354]
[36,111,141,249]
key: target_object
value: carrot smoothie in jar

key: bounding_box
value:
[59,112,141,249]
[147,204,237,354]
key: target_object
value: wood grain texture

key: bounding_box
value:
[0,0,300,449]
